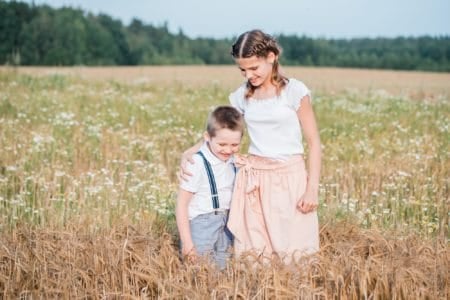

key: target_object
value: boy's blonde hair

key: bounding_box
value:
[206,106,244,137]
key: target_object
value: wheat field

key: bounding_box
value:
[0,66,448,299]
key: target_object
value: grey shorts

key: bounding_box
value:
[189,210,233,269]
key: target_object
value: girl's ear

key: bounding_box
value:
[203,131,211,142]
[267,52,276,64]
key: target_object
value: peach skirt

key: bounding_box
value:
[227,154,319,263]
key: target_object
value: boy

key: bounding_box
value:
[176,106,244,269]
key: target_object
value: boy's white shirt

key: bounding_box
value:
[179,142,236,220]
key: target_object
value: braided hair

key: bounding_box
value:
[231,30,287,99]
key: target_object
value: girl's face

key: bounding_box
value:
[235,52,275,88]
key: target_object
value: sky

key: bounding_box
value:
[23,0,450,39]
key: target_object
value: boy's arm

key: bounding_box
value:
[175,188,197,257]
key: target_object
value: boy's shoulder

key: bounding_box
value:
[189,153,206,172]
[179,154,206,191]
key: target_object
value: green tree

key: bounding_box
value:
[0,1,35,65]
[1,1,449,70]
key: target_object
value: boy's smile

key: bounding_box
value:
[204,128,242,161]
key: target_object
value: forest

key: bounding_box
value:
[1,1,449,71]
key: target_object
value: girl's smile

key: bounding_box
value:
[235,53,275,90]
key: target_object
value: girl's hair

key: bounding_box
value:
[206,106,244,137]
[231,29,287,99]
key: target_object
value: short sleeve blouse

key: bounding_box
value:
[229,78,311,159]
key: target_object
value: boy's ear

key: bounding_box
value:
[203,131,210,142]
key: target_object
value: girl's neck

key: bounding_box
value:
[253,82,277,99]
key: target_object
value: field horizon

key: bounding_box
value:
[3,65,450,96]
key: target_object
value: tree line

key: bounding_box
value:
[1,1,449,71]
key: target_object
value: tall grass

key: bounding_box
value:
[0,220,447,298]
[0,69,448,298]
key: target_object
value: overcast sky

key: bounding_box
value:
[24,0,450,39]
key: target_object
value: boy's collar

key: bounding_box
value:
[199,142,233,165]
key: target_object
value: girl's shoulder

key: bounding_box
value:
[230,82,247,97]
[284,78,311,110]
[229,82,248,112]
[285,78,308,90]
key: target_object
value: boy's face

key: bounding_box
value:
[204,128,242,162]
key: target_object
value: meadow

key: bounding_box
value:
[0,66,448,299]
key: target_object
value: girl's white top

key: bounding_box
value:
[229,78,311,160]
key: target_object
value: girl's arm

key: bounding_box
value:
[179,140,203,180]
[296,95,322,214]
[175,189,197,258]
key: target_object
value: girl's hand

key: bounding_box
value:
[296,189,319,214]
[178,150,196,181]
[178,141,204,181]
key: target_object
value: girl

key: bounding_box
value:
[181,29,321,264]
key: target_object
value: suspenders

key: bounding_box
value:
[197,150,237,213]
[197,151,220,210]
[197,151,234,241]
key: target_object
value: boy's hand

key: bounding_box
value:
[233,153,248,168]
[182,244,197,262]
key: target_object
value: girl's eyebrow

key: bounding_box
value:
[239,66,257,71]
